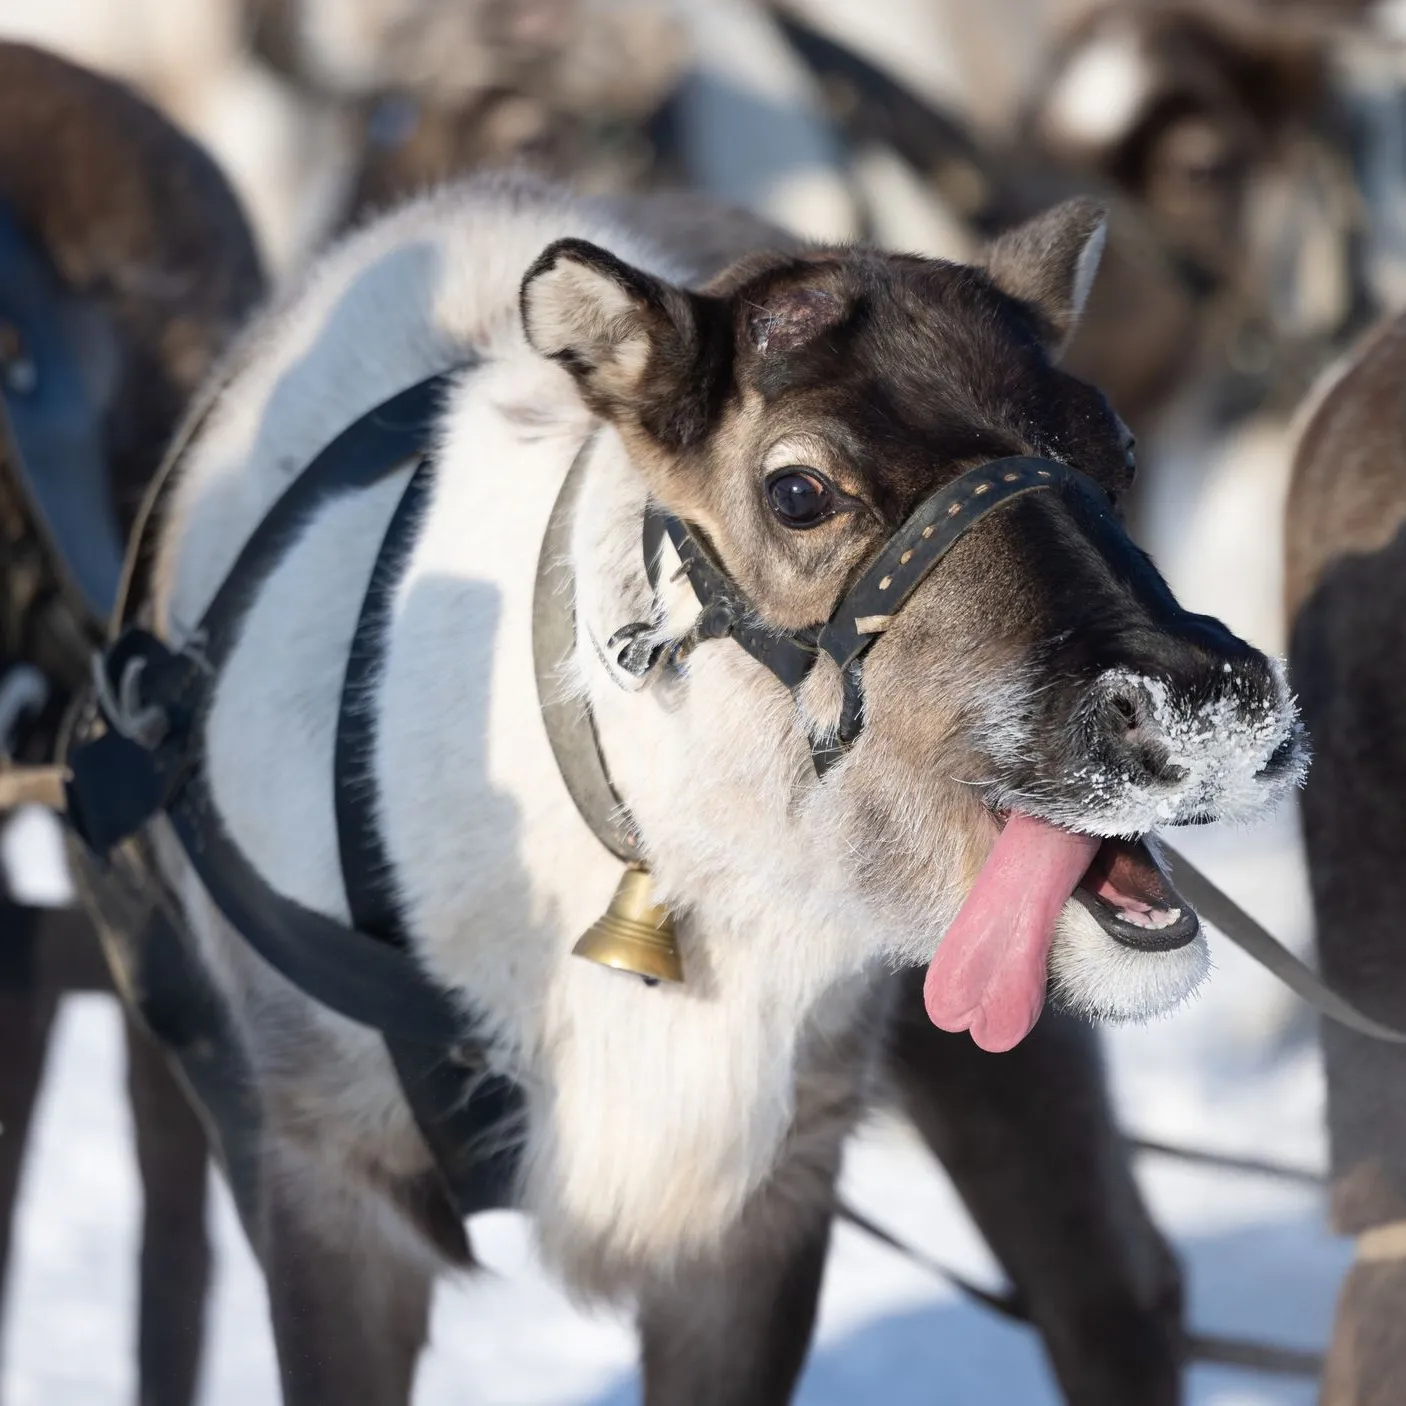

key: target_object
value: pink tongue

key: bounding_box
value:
[924,813,1100,1053]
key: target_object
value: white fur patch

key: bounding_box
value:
[522,257,650,385]
[1068,217,1107,326]
[1048,897,1211,1023]
[1045,29,1151,148]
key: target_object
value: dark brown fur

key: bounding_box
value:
[1286,307,1406,1405]
[888,989,1183,1403]
[0,42,263,526]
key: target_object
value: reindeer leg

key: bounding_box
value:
[0,905,58,1383]
[638,1182,832,1406]
[260,1138,461,1406]
[887,971,1183,1406]
[125,1011,211,1406]
[636,1045,863,1406]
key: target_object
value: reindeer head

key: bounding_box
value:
[520,198,1304,1051]
[1027,0,1356,406]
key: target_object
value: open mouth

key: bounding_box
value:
[1073,835,1199,952]
[922,809,1201,1054]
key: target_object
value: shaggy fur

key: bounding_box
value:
[146,175,1301,1400]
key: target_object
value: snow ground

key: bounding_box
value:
[0,802,1348,1405]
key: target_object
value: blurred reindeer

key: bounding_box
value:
[0,40,264,1406]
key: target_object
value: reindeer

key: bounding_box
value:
[1285,308,1406,1406]
[1023,0,1374,435]
[0,39,264,1406]
[58,171,1304,1404]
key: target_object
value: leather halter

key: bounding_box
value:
[638,457,1115,773]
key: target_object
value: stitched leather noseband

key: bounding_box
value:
[635,456,1116,773]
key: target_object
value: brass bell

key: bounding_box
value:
[572,864,683,984]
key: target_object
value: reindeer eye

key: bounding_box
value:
[766,469,834,527]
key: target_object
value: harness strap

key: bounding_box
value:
[195,375,459,666]
[334,455,432,946]
[650,510,819,689]
[646,456,1113,773]
[335,453,524,1216]
[532,437,641,861]
[67,373,479,1047]
[815,457,1111,670]
[1160,847,1406,1045]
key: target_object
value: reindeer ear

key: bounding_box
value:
[745,284,847,356]
[982,198,1108,360]
[521,238,718,445]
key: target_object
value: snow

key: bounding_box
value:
[0,799,1348,1405]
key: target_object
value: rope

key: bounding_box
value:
[1127,1135,1325,1188]
[834,1195,1326,1379]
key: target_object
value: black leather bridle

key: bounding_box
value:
[633,455,1116,773]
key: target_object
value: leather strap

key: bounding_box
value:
[816,457,1111,670]
[68,372,479,1045]
[334,453,524,1215]
[532,437,641,862]
[73,367,527,1215]
[646,456,1112,769]
[1160,845,1406,1045]
[195,375,462,666]
[165,761,466,1042]
[334,455,432,948]
[652,510,819,689]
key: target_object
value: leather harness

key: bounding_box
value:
[636,455,1116,774]
[59,368,1124,1216]
[50,360,1406,1226]
[68,372,523,1216]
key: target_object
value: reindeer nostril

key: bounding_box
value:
[1091,679,1185,785]
[1257,731,1299,779]
[1110,691,1140,730]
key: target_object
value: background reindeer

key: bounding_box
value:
[1285,307,1406,1406]
[0,39,263,1406]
